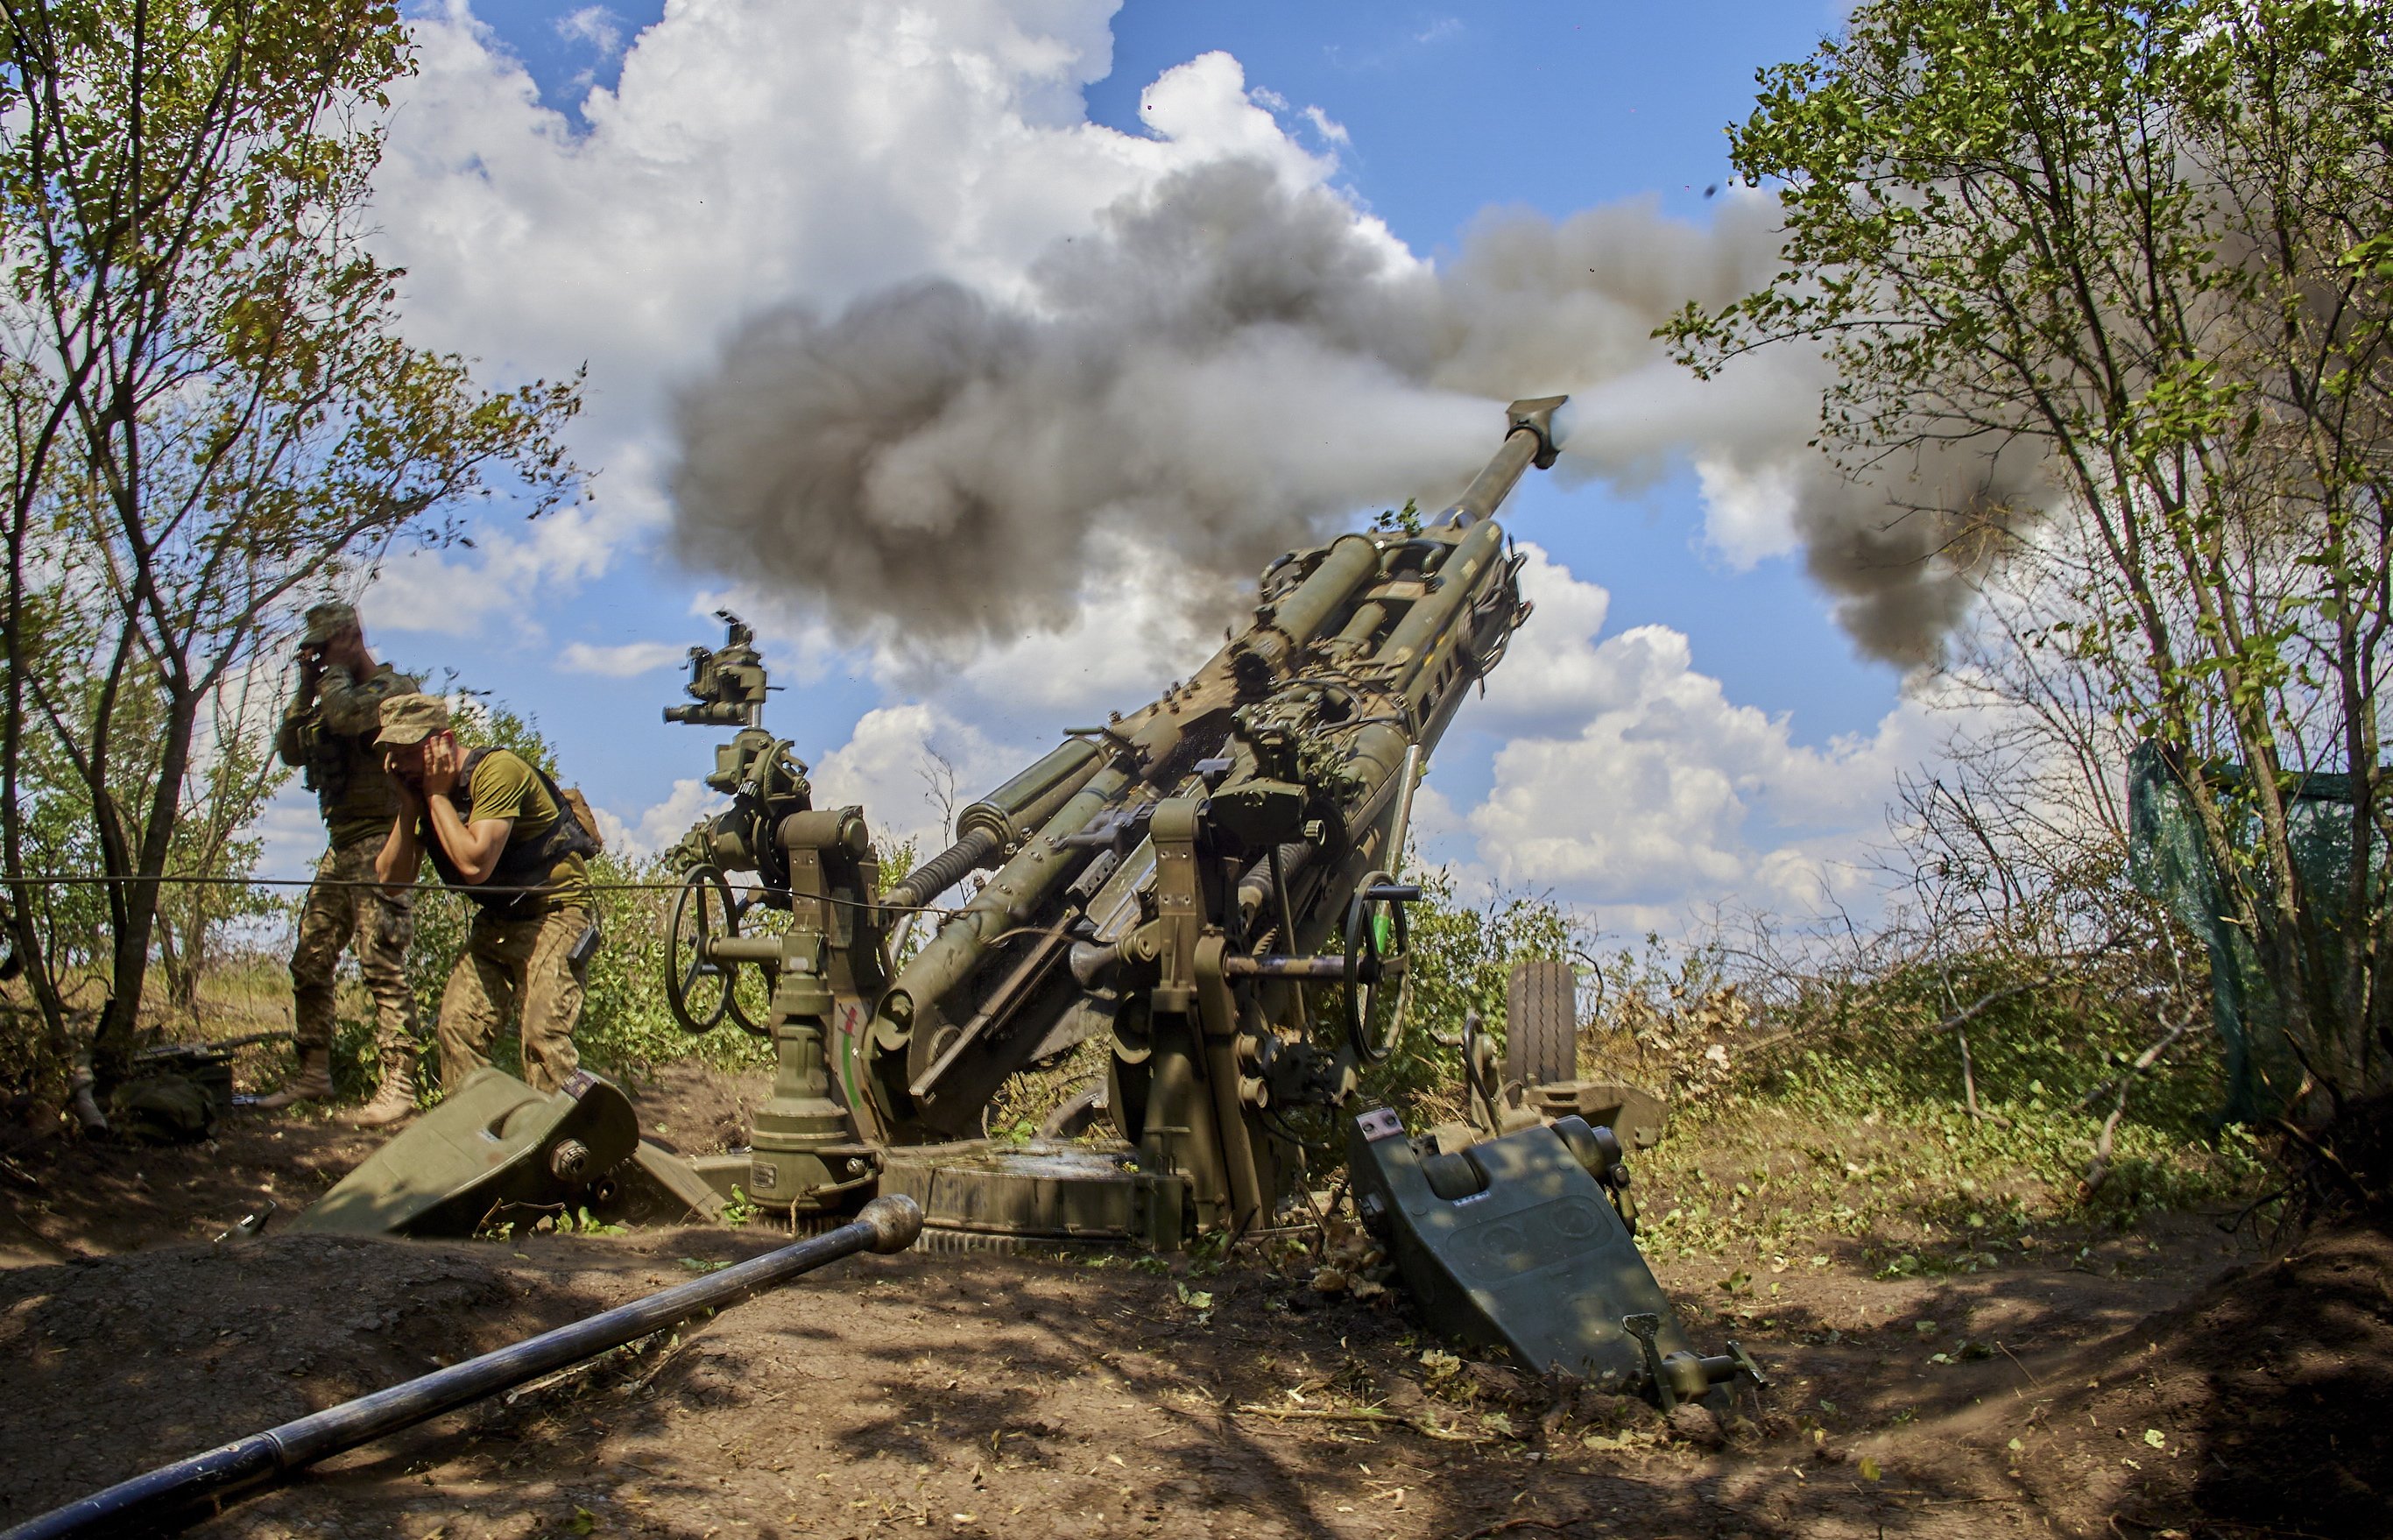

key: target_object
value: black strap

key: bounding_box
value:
[423,748,598,915]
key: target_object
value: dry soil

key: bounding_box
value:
[2,1077,2385,1540]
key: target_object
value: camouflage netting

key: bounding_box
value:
[2128,741,2387,1124]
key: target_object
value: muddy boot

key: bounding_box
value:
[255,1046,333,1109]
[343,1058,418,1128]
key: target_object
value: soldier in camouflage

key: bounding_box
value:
[374,694,601,1095]
[260,602,424,1125]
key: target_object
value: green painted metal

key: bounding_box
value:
[878,1141,1184,1248]
[292,1068,638,1236]
[1348,1106,1685,1387]
[435,399,1562,1249]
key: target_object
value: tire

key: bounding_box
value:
[1505,959,1578,1089]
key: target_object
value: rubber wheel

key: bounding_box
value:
[1505,959,1578,1089]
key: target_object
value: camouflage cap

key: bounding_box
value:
[375,692,449,748]
[302,601,360,645]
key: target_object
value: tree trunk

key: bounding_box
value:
[91,682,198,1081]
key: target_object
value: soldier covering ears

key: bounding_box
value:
[374,694,602,1095]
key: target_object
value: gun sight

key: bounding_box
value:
[666,611,768,729]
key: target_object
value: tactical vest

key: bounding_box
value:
[422,748,602,916]
[302,715,400,833]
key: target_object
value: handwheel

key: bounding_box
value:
[666,865,737,1033]
[1343,871,1413,1064]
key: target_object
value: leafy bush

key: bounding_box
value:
[1628,941,2263,1267]
[1376,864,1588,1120]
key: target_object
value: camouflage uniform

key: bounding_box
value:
[436,904,590,1094]
[279,660,421,1073]
[374,695,599,1098]
[422,746,596,1095]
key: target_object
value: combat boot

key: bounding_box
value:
[344,1058,418,1128]
[255,1046,333,1109]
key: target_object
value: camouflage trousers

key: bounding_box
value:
[435,906,592,1095]
[290,834,416,1057]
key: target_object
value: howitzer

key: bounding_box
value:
[654,398,1571,1241]
[305,394,1753,1407]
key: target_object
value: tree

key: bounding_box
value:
[0,1,582,1101]
[1666,1,2393,1148]
[151,666,289,1021]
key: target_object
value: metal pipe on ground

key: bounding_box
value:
[4,1196,925,1540]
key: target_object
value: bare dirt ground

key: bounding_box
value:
[3,1082,2386,1540]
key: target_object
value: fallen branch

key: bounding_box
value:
[1993,1339,2042,1387]
[1232,1404,1479,1443]
[1451,1518,1591,1540]
[2082,1013,2196,1197]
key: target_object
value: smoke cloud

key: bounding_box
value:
[671,157,2043,663]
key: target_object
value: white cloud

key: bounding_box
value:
[808,703,1021,853]
[555,5,625,58]
[1136,53,1333,185]
[558,639,687,677]
[364,493,622,641]
[708,527,1232,752]
[347,4,1969,936]
[368,4,1342,633]
[1694,454,1803,569]
[255,788,333,887]
[1458,547,1960,932]
[600,776,726,859]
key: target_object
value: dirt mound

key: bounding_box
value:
[0,1234,618,1522]
[0,1214,2305,1540]
[2007,1219,2393,1536]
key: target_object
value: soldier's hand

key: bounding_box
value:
[420,736,459,798]
[386,755,423,811]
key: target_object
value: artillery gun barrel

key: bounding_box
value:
[859,394,1566,1141]
[4,1197,925,1540]
[1232,532,1383,681]
[876,752,1148,1046]
[1437,393,1564,526]
[883,739,1105,912]
[1380,517,1507,697]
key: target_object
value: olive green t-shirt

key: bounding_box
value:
[447,748,591,912]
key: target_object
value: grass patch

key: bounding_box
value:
[1622,978,2267,1269]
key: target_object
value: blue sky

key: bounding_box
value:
[284,1,1938,936]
